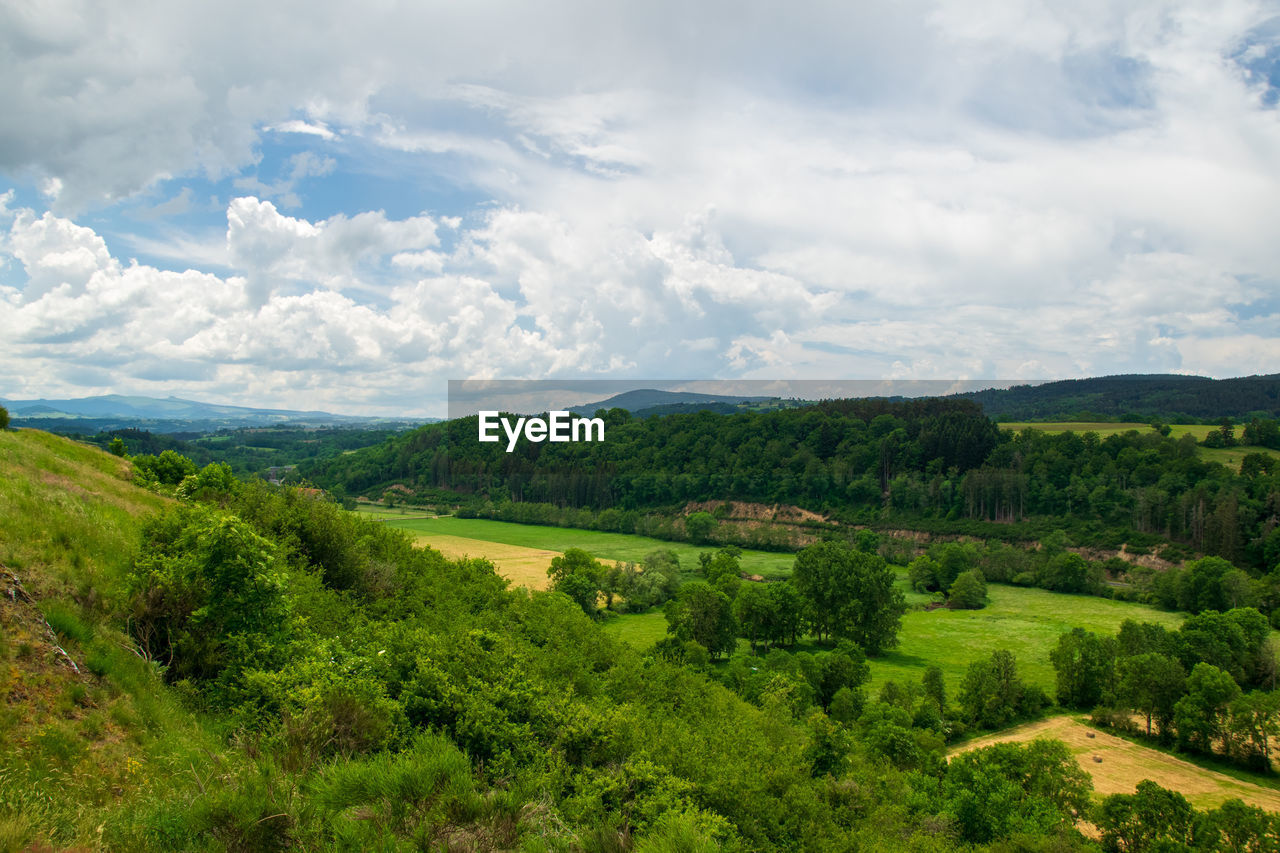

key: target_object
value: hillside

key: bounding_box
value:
[8,427,1280,849]
[3,393,432,434]
[959,374,1280,421]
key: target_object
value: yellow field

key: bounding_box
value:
[952,716,1280,812]
[410,532,558,590]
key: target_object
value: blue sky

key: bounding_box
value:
[2,0,1279,416]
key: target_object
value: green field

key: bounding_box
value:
[374,515,798,579]
[865,584,1182,695]
[604,580,1183,696]
[1001,422,1278,471]
[404,517,1188,697]
[1002,421,1221,440]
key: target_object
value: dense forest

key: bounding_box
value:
[960,374,1280,421]
[300,400,1280,572]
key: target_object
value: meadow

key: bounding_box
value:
[377,515,1186,697]
[371,514,798,579]
[601,580,1184,696]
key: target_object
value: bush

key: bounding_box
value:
[124,506,291,683]
[948,570,987,609]
[0,404,9,430]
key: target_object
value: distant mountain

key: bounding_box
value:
[1,394,434,434]
[955,374,1280,421]
[567,388,781,416]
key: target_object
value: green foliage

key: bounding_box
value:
[1095,779,1195,852]
[1174,662,1242,754]
[123,505,292,683]
[1049,628,1116,709]
[947,569,987,609]
[0,404,8,429]
[792,540,906,653]
[548,547,605,615]
[930,739,1091,843]
[131,449,197,487]
[1116,652,1185,738]
[684,511,717,545]
[309,731,481,841]
[958,650,1044,730]
[664,582,737,660]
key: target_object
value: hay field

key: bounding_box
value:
[410,531,557,590]
[953,715,1280,812]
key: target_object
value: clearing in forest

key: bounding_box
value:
[952,715,1280,812]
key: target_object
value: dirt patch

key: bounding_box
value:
[951,715,1280,812]
[682,500,828,524]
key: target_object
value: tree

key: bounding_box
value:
[1049,628,1116,709]
[132,449,197,487]
[1226,691,1280,771]
[685,511,716,544]
[814,642,869,711]
[108,436,127,457]
[1095,780,1195,853]
[125,506,291,682]
[0,404,8,430]
[733,583,775,653]
[767,582,805,647]
[907,555,941,592]
[547,548,604,616]
[941,739,1090,844]
[664,582,737,660]
[1174,662,1242,755]
[1116,652,1185,738]
[959,650,1037,729]
[947,569,987,609]
[922,665,947,712]
[792,541,906,654]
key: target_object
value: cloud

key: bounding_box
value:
[4,0,1280,410]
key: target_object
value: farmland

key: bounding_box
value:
[376,515,1186,696]
[1000,421,1279,471]
[369,514,798,579]
[953,716,1280,812]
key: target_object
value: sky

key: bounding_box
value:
[2,0,1279,417]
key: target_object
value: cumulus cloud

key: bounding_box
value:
[3,0,1280,411]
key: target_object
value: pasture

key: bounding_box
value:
[953,715,1280,811]
[379,519,1186,696]
[867,583,1182,695]
[572,530,1187,697]
[375,516,797,579]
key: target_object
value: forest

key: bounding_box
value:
[300,400,1280,572]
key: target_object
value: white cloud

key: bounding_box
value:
[3,0,1280,407]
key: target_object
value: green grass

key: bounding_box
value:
[354,503,440,519]
[604,574,1184,698]
[375,516,799,579]
[1002,421,1155,437]
[867,584,1182,696]
[410,518,1186,697]
[600,610,669,648]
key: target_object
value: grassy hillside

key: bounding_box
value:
[0,430,245,850]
